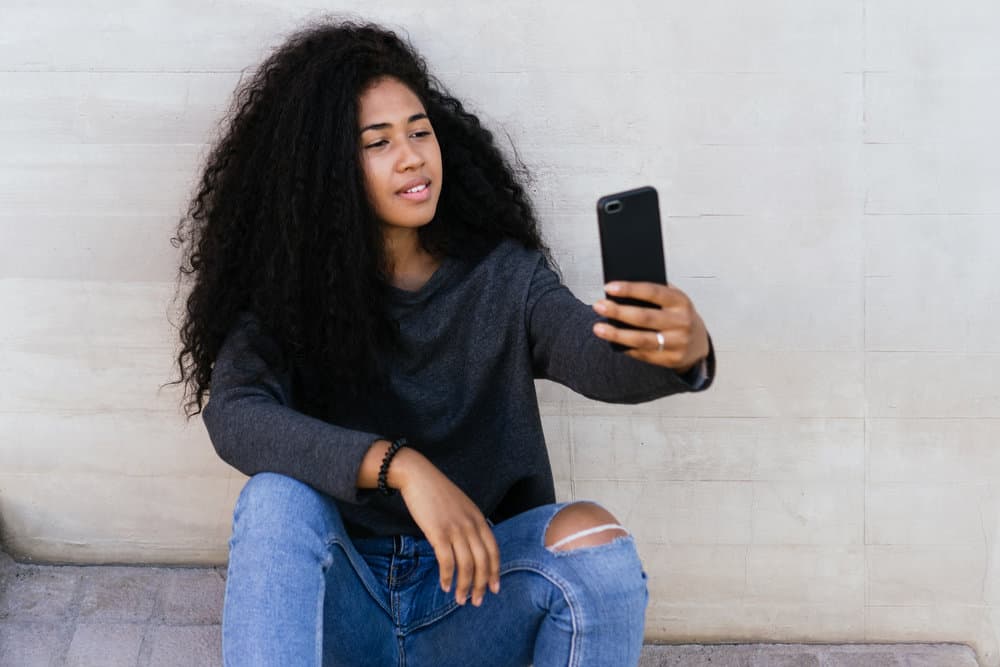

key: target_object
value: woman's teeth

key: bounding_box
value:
[404,184,427,193]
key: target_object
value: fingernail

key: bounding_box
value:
[491,580,500,594]
[594,324,608,335]
[605,283,621,293]
[593,301,608,313]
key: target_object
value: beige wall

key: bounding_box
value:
[3,1,1000,663]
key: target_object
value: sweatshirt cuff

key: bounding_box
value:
[678,357,709,389]
[676,332,715,391]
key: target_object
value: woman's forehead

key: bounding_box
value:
[358,78,426,124]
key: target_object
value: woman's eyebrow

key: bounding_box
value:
[360,113,428,134]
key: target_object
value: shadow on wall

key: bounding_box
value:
[0,513,14,568]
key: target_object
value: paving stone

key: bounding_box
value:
[64,623,143,667]
[898,645,980,667]
[640,644,753,666]
[154,569,224,625]
[749,648,821,666]
[0,621,69,667]
[76,567,160,623]
[823,651,902,666]
[639,644,978,667]
[821,643,977,667]
[146,624,221,667]
[0,566,82,621]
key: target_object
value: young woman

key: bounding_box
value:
[172,18,714,667]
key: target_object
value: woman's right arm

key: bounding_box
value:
[202,312,394,505]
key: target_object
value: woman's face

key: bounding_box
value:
[357,77,443,231]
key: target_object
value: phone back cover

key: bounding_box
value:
[596,186,667,286]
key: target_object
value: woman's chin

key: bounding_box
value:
[382,214,437,230]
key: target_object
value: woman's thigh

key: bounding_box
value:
[224,472,397,667]
[321,537,400,666]
[398,500,647,667]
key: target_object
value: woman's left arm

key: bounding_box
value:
[526,255,716,403]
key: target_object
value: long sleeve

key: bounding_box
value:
[526,255,716,403]
[201,312,386,505]
[681,354,713,391]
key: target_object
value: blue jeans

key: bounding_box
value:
[222,472,649,666]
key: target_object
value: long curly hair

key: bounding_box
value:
[168,17,558,420]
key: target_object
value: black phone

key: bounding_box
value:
[596,185,668,352]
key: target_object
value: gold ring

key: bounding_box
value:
[656,331,665,352]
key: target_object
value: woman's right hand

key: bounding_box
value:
[396,453,501,607]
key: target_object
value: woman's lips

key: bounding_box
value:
[397,182,431,202]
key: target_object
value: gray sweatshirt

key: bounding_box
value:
[202,237,716,538]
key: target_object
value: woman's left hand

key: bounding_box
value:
[591,281,710,373]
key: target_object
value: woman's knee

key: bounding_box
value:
[543,500,631,552]
[533,502,648,617]
[231,472,344,545]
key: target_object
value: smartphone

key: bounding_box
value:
[596,186,668,352]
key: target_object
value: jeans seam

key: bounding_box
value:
[314,576,324,667]
[401,561,581,667]
[501,563,582,667]
[404,605,455,634]
[392,555,423,585]
[328,537,394,620]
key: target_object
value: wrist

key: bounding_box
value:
[677,328,710,375]
[386,444,424,491]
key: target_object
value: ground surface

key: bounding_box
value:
[0,550,979,666]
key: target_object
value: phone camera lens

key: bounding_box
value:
[604,200,622,214]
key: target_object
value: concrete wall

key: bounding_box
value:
[2,0,999,662]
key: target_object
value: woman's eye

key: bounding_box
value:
[412,130,431,138]
[364,139,388,149]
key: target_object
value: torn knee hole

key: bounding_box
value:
[548,523,630,551]
[545,502,631,551]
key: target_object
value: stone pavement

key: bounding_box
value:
[0,550,979,666]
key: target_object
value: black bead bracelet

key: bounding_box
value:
[378,437,408,496]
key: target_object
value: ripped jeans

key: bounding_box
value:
[222,472,649,667]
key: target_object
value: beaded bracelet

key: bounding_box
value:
[378,437,408,496]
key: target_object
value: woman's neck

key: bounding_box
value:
[383,227,441,290]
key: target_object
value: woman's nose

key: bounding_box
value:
[397,141,424,170]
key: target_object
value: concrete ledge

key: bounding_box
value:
[639,643,979,666]
[0,553,981,666]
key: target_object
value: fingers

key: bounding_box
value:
[467,537,490,606]
[451,538,475,606]
[594,320,686,352]
[436,520,501,608]
[480,522,501,595]
[595,299,691,332]
[605,281,685,308]
[434,541,456,596]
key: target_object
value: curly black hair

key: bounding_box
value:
[168,17,559,420]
